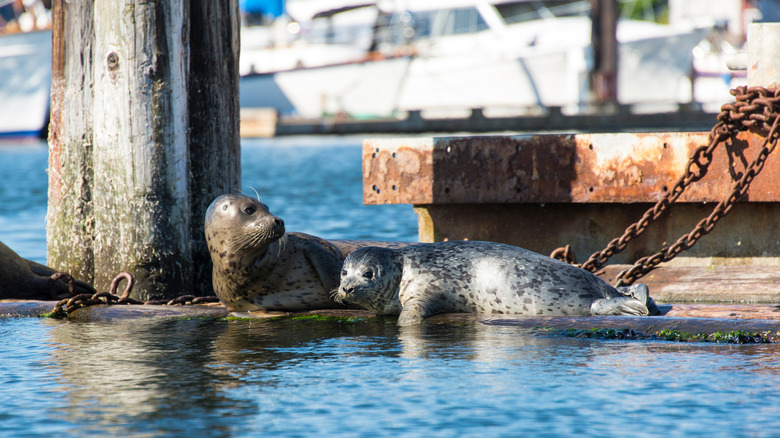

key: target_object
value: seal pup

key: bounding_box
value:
[0,241,96,300]
[335,241,658,325]
[204,193,411,313]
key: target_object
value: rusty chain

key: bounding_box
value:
[50,271,220,316]
[551,85,780,285]
[549,245,575,265]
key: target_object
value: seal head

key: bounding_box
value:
[205,193,285,261]
[335,247,403,315]
[205,193,289,311]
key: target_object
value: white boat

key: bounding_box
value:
[0,0,739,137]
[240,0,720,119]
[0,29,51,138]
[240,1,382,75]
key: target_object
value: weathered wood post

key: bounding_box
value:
[48,0,241,300]
[48,0,95,283]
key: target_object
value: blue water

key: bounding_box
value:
[2,138,780,437]
[0,141,51,263]
[0,136,418,263]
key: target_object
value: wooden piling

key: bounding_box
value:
[48,0,95,284]
[589,0,618,103]
[187,2,242,295]
[48,0,240,300]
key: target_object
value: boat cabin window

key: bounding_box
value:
[305,6,378,46]
[374,9,434,45]
[439,7,489,36]
[375,6,489,47]
[408,10,435,39]
[495,0,589,25]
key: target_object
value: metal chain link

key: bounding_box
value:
[50,271,220,316]
[616,97,780,285]
[550,86,780,284]
[550,119,728,267]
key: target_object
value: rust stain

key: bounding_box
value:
[363,138,434,205]
[573,132,687,202]
[364,132,780,205]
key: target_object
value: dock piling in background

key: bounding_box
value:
[47,0,241,300]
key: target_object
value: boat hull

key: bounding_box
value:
[239,25,714,118]
[0,30,51,138]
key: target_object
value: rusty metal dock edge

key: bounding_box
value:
[363,133,780,305]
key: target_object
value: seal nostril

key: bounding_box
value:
[275,218,284,227]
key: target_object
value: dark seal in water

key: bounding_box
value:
[0,241,95,300]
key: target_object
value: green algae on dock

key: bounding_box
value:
[6,301,780,344]
[540,327,780,344]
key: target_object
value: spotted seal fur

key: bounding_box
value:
[204,193,411,313]
[335,241,658,325]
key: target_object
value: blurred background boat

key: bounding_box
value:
[2,0,775,138]
[0,0,50,139]
[240,0,737,121]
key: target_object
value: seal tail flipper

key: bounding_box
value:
[616,283,660,316]
[591,296,649,316]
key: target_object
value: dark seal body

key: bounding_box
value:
[204,193,410,312]
[335,241,658,325]
[0,241,95,300]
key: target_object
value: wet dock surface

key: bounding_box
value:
[3,299,780,338]
[597,264,780,305]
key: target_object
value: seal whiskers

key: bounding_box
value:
[275,233,288,260]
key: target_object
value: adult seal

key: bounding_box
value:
[335,241,659,325]
[204,193,410,313]
[0,241,96,300]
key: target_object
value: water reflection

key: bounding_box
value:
[208,316,403,381]
[396,321,593,362]
[44,319,251,437]
[20,317,780,436]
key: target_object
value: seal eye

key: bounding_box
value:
[243,206,256,215]
[362,271,373,280]
[341,269,347,277]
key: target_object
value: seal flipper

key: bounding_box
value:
[616,283,659,316]
[397,298,431,326]
[590,296,649,316]
[296,235,344,292]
